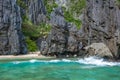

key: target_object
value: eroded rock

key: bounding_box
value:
[81,0,120,58]
[0,0,27,55]
[28,0,47,24]
[85,43,113,59]
[40,7,81,57]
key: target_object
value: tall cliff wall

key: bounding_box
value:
[40,0,120,59]
[28,0,46,24]
[0,0,27,55]
[81,0,120,58]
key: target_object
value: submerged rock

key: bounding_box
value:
[0,0,27,55]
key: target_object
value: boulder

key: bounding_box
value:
[85,43,113,59]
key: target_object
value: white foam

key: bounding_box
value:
[11,57,120,66]
[29,59,38,63]
[49,60,61,63]
[77,56,120,66]
[13,61,21,64]
[62,59,71,62]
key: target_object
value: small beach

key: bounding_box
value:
[0,53,55,61]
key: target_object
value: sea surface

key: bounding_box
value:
[0,57,120,80]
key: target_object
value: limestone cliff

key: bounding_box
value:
[27,0,47,24]
[0,0,27,55]
[40,0,120,59]
[40,7,83,57]
[80,0,120,58]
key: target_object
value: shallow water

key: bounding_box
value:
[0,57,120,80]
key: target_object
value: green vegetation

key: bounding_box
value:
[44,0,58,19]
[22,20,51,52]
[17,0,52,52]
[63,10,82,29]
[16,0,29,22]
[17,0,28,9]
[117,0,120,8]
[16,0,86,51]
[117,0,120,2]
[22,21,51,39]
[62,0,86,29]
[25,37,38,51]
[69,0,86,15]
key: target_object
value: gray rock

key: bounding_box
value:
[39,0,120,59]
[28,0,47,24]
[81,0,120,58]
[85,43,113,59]
[0,0,27,55]
[40,7,80,57]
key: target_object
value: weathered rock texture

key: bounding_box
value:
[40,0,120,59]
[27,0,47,24]
[80,0,120,58]
[85,43,113,58]
[40,7,82,57]
[0,0,27,55]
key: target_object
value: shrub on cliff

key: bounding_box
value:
[22,20,51,52]
[25,37,38,52]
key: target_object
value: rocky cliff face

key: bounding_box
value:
[40,7,84,57]
[81,0,120,58]
[40,0,120,59]
[0,0,27,55]
[27,0,47,24]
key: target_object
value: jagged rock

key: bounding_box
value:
[67,23,79,52]
[81,0,120,58]
[85,43,113,59]
[47,7,67,54]
[28,0,47,24]
[0,0,27,55]
[39,0,120,59]
[40,7,80,57]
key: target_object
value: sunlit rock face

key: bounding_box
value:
[0,0,27,55]
[81,0,120,58]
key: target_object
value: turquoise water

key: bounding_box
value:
[0,57,120,80]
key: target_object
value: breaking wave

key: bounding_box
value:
[12,57,120,66]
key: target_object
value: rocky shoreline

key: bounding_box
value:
[39,0,120,60]
[0,0,120,60]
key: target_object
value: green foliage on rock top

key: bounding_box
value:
[62,0,86,29]
[44,0,58,19]
[69,0,86,15]
[63,10,82,30]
